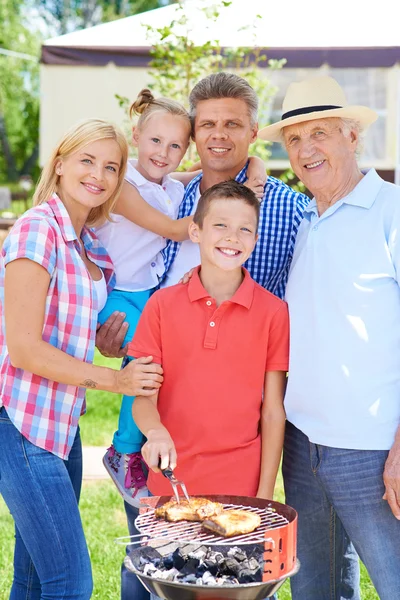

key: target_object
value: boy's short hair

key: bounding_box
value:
[193,180,260,229]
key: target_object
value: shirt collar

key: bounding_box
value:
[303,169,384,220]
[188,266,255,309]
[47,194,78,243]
[126,159,173,188]
[194,160,250,189]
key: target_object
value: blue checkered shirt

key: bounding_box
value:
[162,164,310,299]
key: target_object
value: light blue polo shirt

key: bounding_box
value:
[285,169,400,450]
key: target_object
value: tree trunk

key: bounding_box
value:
[20,143,39,177]
[0,113,18,181]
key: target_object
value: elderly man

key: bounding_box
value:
[259,76,400,599]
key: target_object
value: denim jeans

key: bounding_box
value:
[283,420,400,600]
[121,501,151,600]
[0,406,92,600]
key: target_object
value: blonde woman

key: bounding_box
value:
[0,119,163,600]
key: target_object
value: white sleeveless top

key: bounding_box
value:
[94,160,184,292]
[92,271,107,312]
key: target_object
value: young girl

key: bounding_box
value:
[0,119,163,600]
[96,89,267,507]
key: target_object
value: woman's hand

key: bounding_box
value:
[116,356,163,396]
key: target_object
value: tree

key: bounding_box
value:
[142,0,286,165]
[0,0,41,182]
[35,0,178,34]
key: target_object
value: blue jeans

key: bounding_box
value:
[0,406,92,600]
[283,420,400,600]
[121,502,150,600]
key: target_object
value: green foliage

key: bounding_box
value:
[140,0,286,166]
[0,0,41,182]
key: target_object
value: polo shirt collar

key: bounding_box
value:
[303,169,384,220]
[188,266,255,309]
[127,159,172,188]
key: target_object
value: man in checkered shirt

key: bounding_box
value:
[161,72,309,297]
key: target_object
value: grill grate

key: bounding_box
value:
[135,502,289,545]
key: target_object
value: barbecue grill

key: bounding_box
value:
[121,495,298,600]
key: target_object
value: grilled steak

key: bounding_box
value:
[155,498,223,522]
[202,509,261,537]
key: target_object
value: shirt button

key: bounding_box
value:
[313,225,318,231]
[151,262,156,267]
[206,300,212,306]
[209,321,215,327]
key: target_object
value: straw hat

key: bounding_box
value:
[258,76,378,142]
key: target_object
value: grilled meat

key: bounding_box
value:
[155,498,223,522]
[202,509,261,537]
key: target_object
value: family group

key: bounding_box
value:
[1,71,400,600]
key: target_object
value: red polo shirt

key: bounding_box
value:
[128,267,289,497]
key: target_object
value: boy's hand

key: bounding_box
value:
[179,267,195,285]
[96,312,129,358]
[142,427,177,472]
[116,356,163,396]
[244,177,267,200]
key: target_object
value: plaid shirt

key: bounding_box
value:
[162,164,310,299]
[0,195,115,459]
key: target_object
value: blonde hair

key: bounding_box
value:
[130,88,191,135]
[33,119,129,227]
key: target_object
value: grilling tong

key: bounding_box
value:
[160,465,190,504]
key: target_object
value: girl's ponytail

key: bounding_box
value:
[129,88,155,119]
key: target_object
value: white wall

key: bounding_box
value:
[39,62,149,164]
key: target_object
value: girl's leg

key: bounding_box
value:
[102,289,153,505]
[0,407,92,600]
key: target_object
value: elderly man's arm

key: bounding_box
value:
[96,312,128,358]
[383,425,400,519]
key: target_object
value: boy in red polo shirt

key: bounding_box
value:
[128,180,289,499]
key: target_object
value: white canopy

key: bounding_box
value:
[44,0,399,50]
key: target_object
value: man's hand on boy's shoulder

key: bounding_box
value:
[96,312,128,358]
[143,426,177,473]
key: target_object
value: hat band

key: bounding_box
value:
[282,105,342,121]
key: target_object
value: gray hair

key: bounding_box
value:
[189,72,258,127]
[339,118,364,156]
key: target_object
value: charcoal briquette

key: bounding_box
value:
[203,559,219,576]
[195,562,208,577]
[227,547,247,562]
[181,557,200,575]
[188,546,208,561]
[238,567,262,584]
[172,548,188,570]
[161,554,174,570]
[221,557,241,576]
[130,547,162,571]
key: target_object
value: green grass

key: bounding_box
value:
[0,350,379,599]
[80,352,123,446]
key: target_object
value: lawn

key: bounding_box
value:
[0,352,379,599]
